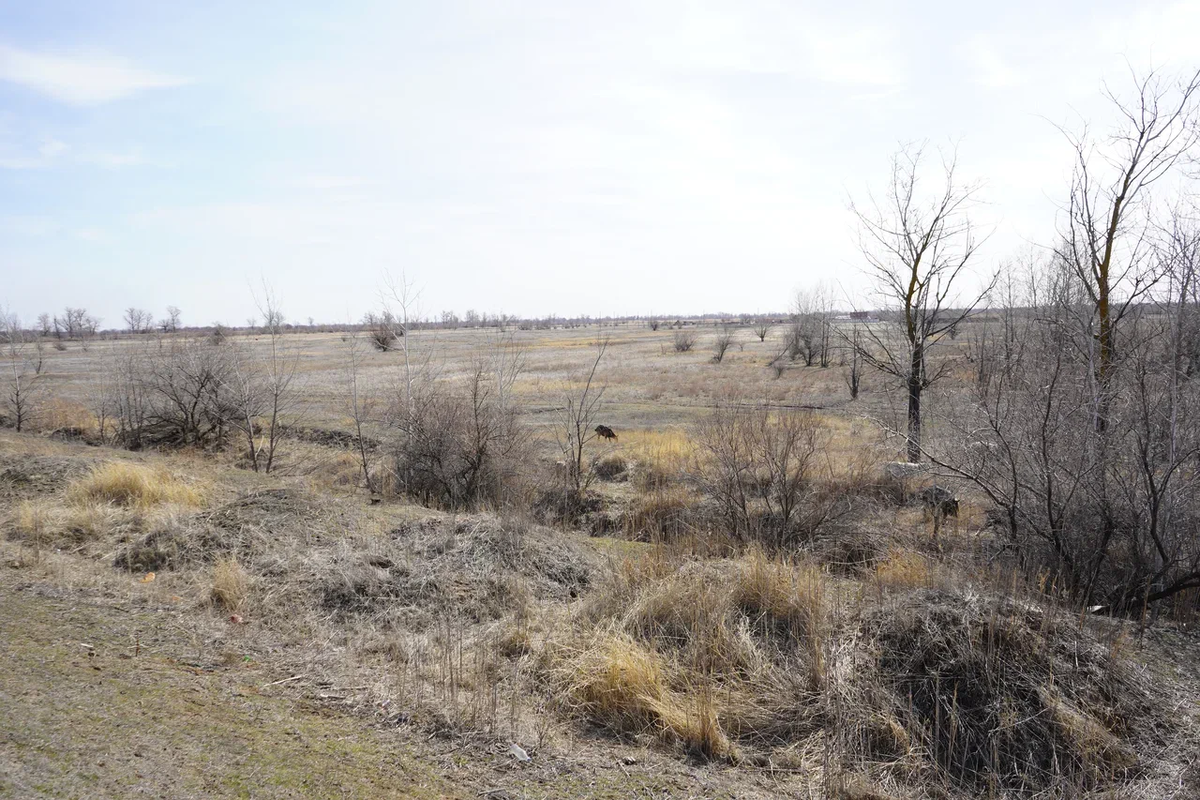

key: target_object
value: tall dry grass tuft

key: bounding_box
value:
[68,462,204,509]
[553,631,735,760]
[211,557,249,612]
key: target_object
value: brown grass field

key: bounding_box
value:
[4,322,1200,799]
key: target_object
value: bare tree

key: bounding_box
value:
[1056,67,1200,431]
[647,316,661,331]
[712,327,735,363]
[843,324,864,400]
[164,305,182,333]
[342,326,378,493]
[752,319,773,342]
[1,310,46,431]
[556,337,608,498]
[236,283,302,473]
[124,307,153,334]
[36,313,51,337]
[381,271,424,427]
[851,143,995,462]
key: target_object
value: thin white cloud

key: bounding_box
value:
[0,45,189,105]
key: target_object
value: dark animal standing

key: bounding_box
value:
[594,425,618,441]
[918,485,959,543]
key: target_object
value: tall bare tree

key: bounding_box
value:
[1056,67,1200,430]
[851,143,994,462]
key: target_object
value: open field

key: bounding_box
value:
[4,321,1200,798]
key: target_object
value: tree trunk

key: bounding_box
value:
[907,346,923,463]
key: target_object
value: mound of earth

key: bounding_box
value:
[321,513,597,627]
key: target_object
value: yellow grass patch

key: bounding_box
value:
[557,632,735,760]
[874,548,932,589]
[211,557,250,612]
[68,462,204,509]
[37,398,98,434]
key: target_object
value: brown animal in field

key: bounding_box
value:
[594,425,617,441]
[918,485,959,543]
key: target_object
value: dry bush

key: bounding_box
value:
[672,330,697,352]
[712,328,735,363]
[211,556,249,612]
[68,462,203,509]
[694,404,834,547]
[391,358,529,510]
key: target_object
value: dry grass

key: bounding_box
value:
[623,485,699,541]
[551,631,735,760]
[873,548,933,589]
[733,548,825,643]
[35,398,98,435]
[68,462,204,509]
[210,557,249,612]
[621,428,695,491]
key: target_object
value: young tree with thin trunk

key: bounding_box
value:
[557,337,608,497]
[341,326,377,494]
[851,143,994,462]
[1,310,46,431]
[228,283,302,473]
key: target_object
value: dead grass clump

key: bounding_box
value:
[624,565,757,676]
[593,452,628,481]
[624,429,694,492]
[864,589,1166,794]
[36,398,98,437]
[623,486,698,541]
[552,631,735,760]
[69,462,203,509]
[873,548,933,590]
[733,548,824,642]
[211,557,249,612]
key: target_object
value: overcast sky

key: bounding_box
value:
[2,1,1198,327]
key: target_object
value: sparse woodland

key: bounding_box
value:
[5,69,1200,798]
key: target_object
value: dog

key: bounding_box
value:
[594,425,618,441]
[917,485,959,542]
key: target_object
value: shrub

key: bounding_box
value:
[711,328,735,363]
[672,330,697,352]
[693,404,830,546]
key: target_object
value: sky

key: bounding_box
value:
[2,0,1199,328]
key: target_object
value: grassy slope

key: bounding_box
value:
[0,571,458,799]
[0,567,742,799]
